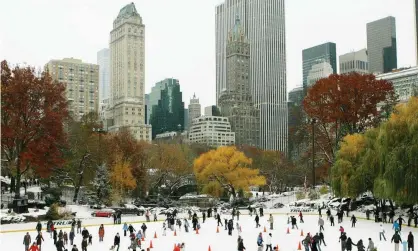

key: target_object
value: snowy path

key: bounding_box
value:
[1,214,417,251]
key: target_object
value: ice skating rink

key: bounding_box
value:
[1,214,417,251]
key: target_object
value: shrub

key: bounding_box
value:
[296,191,306,200]
[319,185,329,195]
[45,203,61,220]
[308,189,320,200]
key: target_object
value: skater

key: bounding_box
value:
[53,229,58,245]
[319,231,327,246]
[88,234,92,245]
[202,212,206,223]
[28,242,38,251]
[51,223,55,238]
[391,231,402,251]
[257,232,264,251]
[260,207,264,217]
[114,233,120,251]
[228,219,234,236]
[128,224,136,235]
[351,215,357,228]
[63,232,68,245]
[291,216,299,229]
[69,231,75,245]
[113,213,117,224]
[71,245,78,251]
[389,210,395,223]
[302,234,312,251]
[184,219,189,232]
[36,221,42,233]
[237,209,241,221]
[141,223,147,238]
[299,211,304,223]
[367,238,374,251]
[355,239,366,251]
[98,224,104,242]
[129,236,138,251]
[56,237,64,251]
[318,207,322,217]
[326,208,331,220]
[176,218,182,231]
[398,216,405,231]
[162,222,167,236]
[81,228,89,240]
[366,210,371,220]
[265,233,272,251]
[319,216,325,232]
[217,213,223,226]
[23,232,32,251]
[380,224,387,241]
[224,218,228,230]
[394,221,401,232]
[77,219,82,234]
[35,233,44,251]
[313,233,321,251]
[312,236,319,251]
[339,233,348,251]
[268,214,274,230]
[207,208,212,218]
[407,232,414,251]
[81,236,88,251]
[153,212,157,222]
[192,214,198,230]
[339,226,345,236]
[238,237,246,251]
[330,215,335,226]
[123,223,128,237]
[255,214,261,228]
[58,230,63,240]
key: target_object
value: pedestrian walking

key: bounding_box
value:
[318,216,325,232]
[35,232,44,251]
[255,215,261,228]
[391,231,402,251]
[113,233,120,251]
[351,215,357,228]
[265,233,272,251]
[380,224,387,241]
[23,232,32,251]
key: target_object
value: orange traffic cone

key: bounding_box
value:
[208,245,211,251]
[149,240,153,248]
[263,226,267,232]
[297,241,302,250]
[174,230,177,236]
[142,237,145,241]
[196,228,199,234]
[286,227,290,234]
[216,226,219,233]
[154,231,157,238]
[276,244,279,250]
[300,229,304,236]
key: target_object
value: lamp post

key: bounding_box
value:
[311,118,316,188]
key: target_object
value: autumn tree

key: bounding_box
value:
[303,73,397,165]
[110,155,136,203]
[1,61,68,199]
[194,146,266,198]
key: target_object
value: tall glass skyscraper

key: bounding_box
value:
[216,0,287,151]
[367,16,397,74]
[97,48,110,105]
[302,42,337,92]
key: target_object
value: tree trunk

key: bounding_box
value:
[14,159,21,199]
[73,154,89,203]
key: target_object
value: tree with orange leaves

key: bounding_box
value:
[303,72,396,164]
[1,61,68,200]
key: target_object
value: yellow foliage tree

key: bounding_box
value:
[193,146,266,198]
[110,155,137,202]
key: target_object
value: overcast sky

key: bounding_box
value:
[0,0,415,109]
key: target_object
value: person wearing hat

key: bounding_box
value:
[265,233,273,251]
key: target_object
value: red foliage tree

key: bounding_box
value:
[1,60,68,198]
[303,72,396,164]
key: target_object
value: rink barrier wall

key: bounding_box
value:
[1,212,417,234]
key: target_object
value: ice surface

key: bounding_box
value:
[1,213,417,251]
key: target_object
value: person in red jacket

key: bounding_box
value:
[28,242,39,251]
[50,223,55,238]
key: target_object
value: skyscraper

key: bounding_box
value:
[188,94,201,128]
[367,16,397,74]
[218,15,259,147]
[97,48,110,105]
[302,42,337,91]
[105,3,151,141]
[415,0,418,64]
[306,60,333,87]
[216,0,287,151]
[339,49,369,74]
[149,78,184,139]
[46,58,99,121]
[147,78,179,125]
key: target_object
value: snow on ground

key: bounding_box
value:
[1,213,417,251]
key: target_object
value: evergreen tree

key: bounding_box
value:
[93,164,111,205]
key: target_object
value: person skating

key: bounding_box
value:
[299,211,304,223]
[318,207,322,217]
[23,232,32,251]
[153,212,157,222]
[81,235,88,251]
[71,244,78,251]
[319,231,327,246]
[313,233,322,251]
[58,229,63,240]
[88,234,92,245]
[265,233,272,251]
[217,213,222,226]
[202,212,206,223]
[63,231,68,245]
[237,209,241,221]
[345,237,355,251]
[128,224,136,235]
[162,222,167,236]
[257,232,264,251]
[176,218,182,231]
[35,232,44,251]
[268,214,274,230]
[367,238,374,251]
[128,236,138,251]
[354,239,366,251]
[192,214,198,230]
[407,232,414,251]
[351,215,357,228]
[339,232,348,251]
[255,214,261,228]
[53,228,58,245]
[98,224,104,242]
[380,224,387,241]
[123,223,128,237]
[69,230,75,245]
[391,231,402,251]
[311,236,319,251]
[227,219,234,236]
[389,210,395,223]
[330,215,335,226]
[302,234,312,251]
[366,210,371,220]
[81,228,89,240]
[383,211,388,223]
[50,223,55,238]
[398,216,405,231]
[260,207,264,217]
[339,226,345,236]
[56,237,64,251]
[141,223,147,238]
[28,242,39,251]
[414,214,418,228]
[318,216,325,232]
[291,216,299,229]
[394,221,401,233]
[326,208,331,220]
[238,236,246,251]
[224,218,228,230]
[184,219,189,232]
[113,233,121,251]
[36,221,42,233]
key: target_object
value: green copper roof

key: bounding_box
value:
[229,14,246,42]
[117,2,139,18]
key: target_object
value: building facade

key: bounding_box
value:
[184,108,189,130]
[302,42,337,91]
[147,78,179,125]
[287,86,306,160]
[288,86,304,106]
[218,15,259,147]
[149,79,184,139]
[339,49,369,74]
[204,105,221,116]
[188,116,235,147]
[216,0,287,151]
[46,58,99,121]
[376,67,418,103]
[188,94,201,129]
[367,16,397,74]
[306,60,334,87]
[97,48,110,105]
[105,3,151,141]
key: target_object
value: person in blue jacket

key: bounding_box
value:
[123,223,128,237]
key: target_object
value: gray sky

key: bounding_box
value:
[0,0,415,109]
